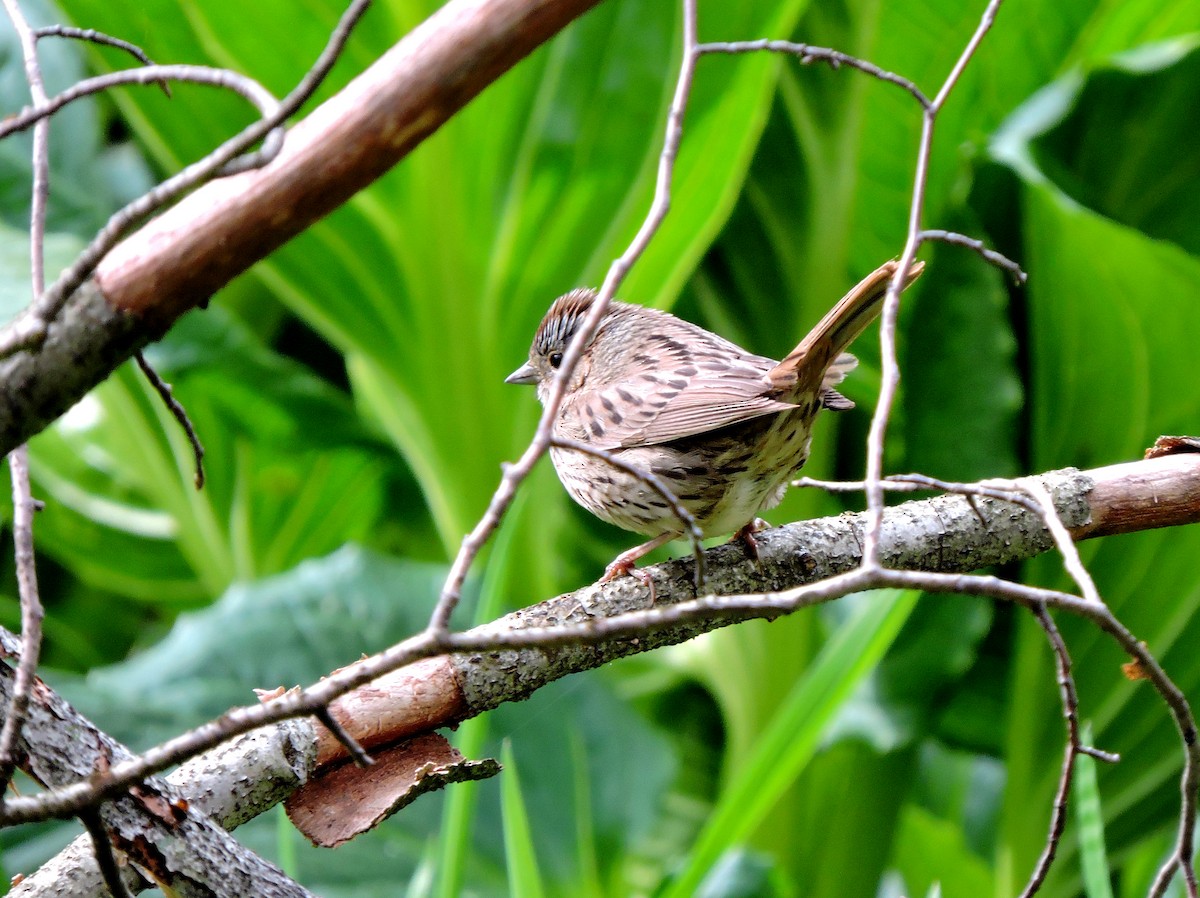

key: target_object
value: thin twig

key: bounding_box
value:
[427,0,703,633]
[1019,479,1102,606]
[550,436,706,590]
[0,64,278,144]
[0,449,43,794]
[1019,604,1117,898]
[34,25,171,97]
[0,0,49,803]
[78,809,133,898]
[797,472,1046,511]
[697,39,930,107]
[919,229,1027,284]
[861,0,1008,568]
[134,351,205,490]
[313,707,373,769]
[799,472,1104,606]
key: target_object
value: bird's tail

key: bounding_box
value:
[765,259,924,395]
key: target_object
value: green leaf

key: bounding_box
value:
[1001,38,1200,258]
[891,804,994,898]
[0,220,85,324]
[1075,724,1114,898]
[694,848,791,898]
[833,594,994,751]
[500,741,547,898]
[900,223,1022,482]
[28,307,395,602]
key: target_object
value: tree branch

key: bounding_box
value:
[6,453,1198,833]
[0,628,318,897]
[0,0,603,457]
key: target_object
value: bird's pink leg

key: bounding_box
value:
[601,532,677,593]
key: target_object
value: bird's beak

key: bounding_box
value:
[505,362,539,385]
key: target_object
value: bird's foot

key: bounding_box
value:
[731,518,769,561]
[601,557,656,601]
[599,533,676,602]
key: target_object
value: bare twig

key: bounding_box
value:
[799,473,1104,607]
[0,0,49,802]
[862,0,1009,568]
[0,64,278,145]
[34,25,171,97]
[0,448,43,793]
[313,707,374,769]
[1019,478,1102,607]
[1019,604,1118,898]
[919,229,1027,284]
[78,810,133,898]
[797,472,1051,511]
[697,39,930,107]
[134,351,205,490]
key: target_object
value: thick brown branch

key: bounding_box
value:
[1072,453,1200,539]
[0,0,603,458]
[97,0,603,323]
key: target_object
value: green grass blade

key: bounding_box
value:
[662,590,918,897]
[1075,723,1114,898]
[501,740,548,898]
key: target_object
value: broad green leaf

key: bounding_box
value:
[892,804,994,898]
[847,0,1200,277]
[900,220,1021,482]
[28,307,394,602]
[832,593,994,751]
[1027,37,1200,258]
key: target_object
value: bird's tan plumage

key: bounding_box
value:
[507,259,923,580]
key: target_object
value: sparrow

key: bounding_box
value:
[506,260,923,582]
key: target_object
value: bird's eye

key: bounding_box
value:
[549,352,564,368]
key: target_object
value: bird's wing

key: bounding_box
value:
[558,333,796,450]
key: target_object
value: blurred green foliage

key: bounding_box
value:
[0,0,1198,895]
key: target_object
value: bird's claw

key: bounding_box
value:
[732,518,769,561]
[601,558,657,603]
